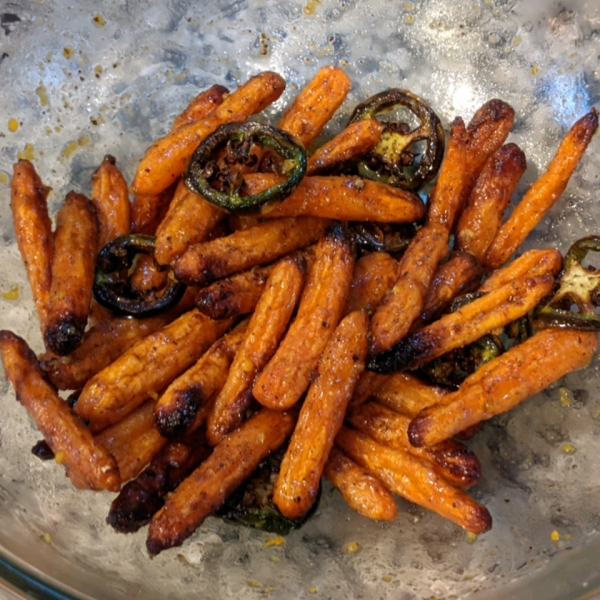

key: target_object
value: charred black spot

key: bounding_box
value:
[44,316,85,356]
[155,387,202,438]
[367,331,435,373]
[31,440,54,460]
[324,223,357,256]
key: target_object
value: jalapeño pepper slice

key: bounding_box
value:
[532,235,600,331]
[351,221,416,254]
[93,234,185,318]
[349,89,445,191]
[185,121,307,213]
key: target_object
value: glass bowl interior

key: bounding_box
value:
[1,1,600,599]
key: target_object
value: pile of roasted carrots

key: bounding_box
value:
[2,65,599,555]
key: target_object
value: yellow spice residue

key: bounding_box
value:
[265,535,285,547]
[345,541,360,553]
[247,579,262,588]
[308,587,317,594]
[41,532,52,544]
[0,171,9,185]
[54,450,66,464]
[551,529,560,542]
[559,387,573,407]
[531,62,540,76]
[466,531,478,543]
[561,443,577,454]
[60,132,92,161]
[8,118,19,132]
[17,143,36,161]
[304,0,320,15]
[1,285,20,300]
[92,13,106,27]
[63,46,74,59]
[36,83,49,107]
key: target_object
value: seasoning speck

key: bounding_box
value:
[1,284,20,300]
[345,541,360,553]
[265,535,285,547]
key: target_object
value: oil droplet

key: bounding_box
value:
[404,0,415,10]
[8,118,19,132]
[404,14,415,24]
[92,13,106,26]
[17,143,36,161]
[247,579,262,588]
[488,33,500,45]
[41,533,52,544]
[561,443,577,454]
[382,575,392,582]
[345,541,360,553]
[304,0,321,15]
[1,285,19,300]
[559,387,573,407]
[63,46,74,59]
[551,529,560,541]
[265,536,285,547]
[36,82,49,106]
[308,587,317,594]
[531,62,540,76]
[0,171,9,185]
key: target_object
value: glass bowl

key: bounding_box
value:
[1,1,600,598]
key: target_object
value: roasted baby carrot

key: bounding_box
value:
[426,117,467,231]
[276,65,352,148]
[146,407,296,555]
[336,426,492,533]
[75,310,234,432]
[408,328,598,448]
[10,159,54,326]
[0,331,120,492]
[455,143,526,262]
[306,119,384,175]
[484,109,598,270]
[245,174,426,223]
[44,192,98,356]
[174,216,328,286]
[207,254,306,445]
[274,310,368,518]
[253,224,356,410]
[323,445,398,521]
[369,222,449,356]
[369,274,555,373]
[155,322,248,438]
[90,155,131,250]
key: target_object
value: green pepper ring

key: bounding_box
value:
[349,88,445,191]
[184,121,307,213]
[93,234,186,318]
[532,235,600,332]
